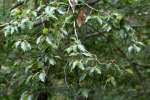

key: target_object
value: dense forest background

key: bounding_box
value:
[0,0,150,100]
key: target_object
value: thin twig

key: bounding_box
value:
[10,2,24,11]
[83,2,98,11]
[64,63,70,89]
[84,31,145,82]
[74,21,78,40]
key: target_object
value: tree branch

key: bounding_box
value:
[10,2,24,11]
[84,31,145,82]
[87,0,100,5]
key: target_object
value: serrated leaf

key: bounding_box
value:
[15,40,21,48]
[71,60,78,72]
[65,15,73,23]
[126,68,134,74]
[66,47,72,54]
[31,11,37,17]
[136,41,145,46]
[72,45,77,52]
[85,16,92,23]
[25,41,31,50]
[28,21,34,29]
[79,73,87,82]
[128,44,141,53]
[49,58,56,65]
[95,67,101,74]
[128,45,133,53]
[85,16,102,25]
[106,76,116,86]
[46,36,52,45]
[111,77,116,86]
[21,41,31,51]
[4,25,12,36]
[78,44,86,52]
[90,68,95,74]
[78,61,85,70]
[45,6,56,15]
[39,72,46,82]
[97,17,103,25]
[45,6,57,19]
[21,42,27,51]
[57,9,65,15]
[10,27,15,34]
[36,36,45,44]
[134,44,141,52]
[61,28,68,36]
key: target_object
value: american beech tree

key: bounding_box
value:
[0,0,150,100]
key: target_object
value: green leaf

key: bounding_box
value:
[95,67,101,74]
[15,40,21,48]
[21,41,31,51]
[126,68,134,74]
[39,72,46,82]
[71,60,79,72]
[20,17,33,29]
[64,15,73,23]
[20,91,32,100]
[78,44,86,52]
[4,26,10,36]
[46,36,52,45]
[49,58,56,65]
[36,35,45,44]
[128,44,141,53]
[45,6,57,19]
[106,76,116,86]
[21,42,27,51]
[79,73,87,82]
[66,47,72,54]
[85,16,102,25]
[78,61,85,70]
[90,67,95,74]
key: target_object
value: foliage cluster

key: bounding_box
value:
[0,0,150,100]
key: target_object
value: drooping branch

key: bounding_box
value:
[84,31,150,70]
[84,31,145,83]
